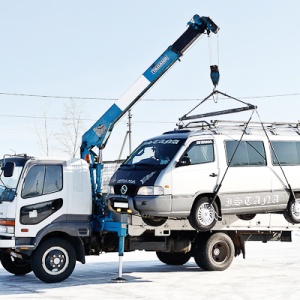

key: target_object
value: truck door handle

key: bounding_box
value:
[209,173,218,177]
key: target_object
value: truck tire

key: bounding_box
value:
[0,249,32,275]
[30,237,76,283]
[194,232,234,271]
[284,198,300,224]
[189,196,218,231]
[156,251,191,265]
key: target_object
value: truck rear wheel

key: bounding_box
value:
[0,249,32,275]
[156,251,191,265]
[30,237,76,283]
[189,196,218,231]
[194,232,234,271]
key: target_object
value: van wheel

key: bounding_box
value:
[236,214,256,221]
[142,216,167,227]
[194,232,234,271]
[0,249,32,275]
[189,196,218,231]
[284,198,300,224]
[30,238,76,283]
[156,251,191,265]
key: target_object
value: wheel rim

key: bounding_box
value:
[211,241,229,264]
[197,202,215,226]
[42,246,69,275]
[291,199,300,220]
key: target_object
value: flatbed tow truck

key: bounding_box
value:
[0,14,299,283]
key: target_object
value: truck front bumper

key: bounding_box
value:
[0,238,16,248]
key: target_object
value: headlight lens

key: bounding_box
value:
[137,186,164,196]
[108,185,115,194]
[0,225,14,234]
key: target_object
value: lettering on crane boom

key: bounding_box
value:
[93,124,106,137]
[151,56,170,74]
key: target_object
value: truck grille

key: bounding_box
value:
[114,184,138,197]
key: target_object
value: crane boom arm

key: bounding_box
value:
[81,15,219,159]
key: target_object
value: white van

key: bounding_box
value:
[107,121,300,231]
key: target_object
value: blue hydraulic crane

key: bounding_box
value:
[80,19,219,273]
[79,16,219,279]
[80,15,219,279]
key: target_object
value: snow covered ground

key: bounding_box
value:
[1,233,300,299]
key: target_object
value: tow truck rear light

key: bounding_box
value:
[84,154,91,164]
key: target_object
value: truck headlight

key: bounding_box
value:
[137,186,164,196]
[0,225,14,234]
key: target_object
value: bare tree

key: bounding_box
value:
[35,104,53,156]
[56,98,86,158]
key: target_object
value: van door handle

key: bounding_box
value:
[209,173,218,177]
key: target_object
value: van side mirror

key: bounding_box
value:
[176,156,191,167]
[3,162,15,177]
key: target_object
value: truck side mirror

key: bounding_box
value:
[176,156,191,167]
[3,162,15,177]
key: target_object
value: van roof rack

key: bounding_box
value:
[178,119,300,136]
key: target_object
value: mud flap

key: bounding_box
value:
[228,231,245,259]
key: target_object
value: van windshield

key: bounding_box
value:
[122,138,185,167]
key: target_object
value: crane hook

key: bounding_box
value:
[210,65,220,89]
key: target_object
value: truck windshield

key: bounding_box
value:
[123,138,185,167]
[0,158,27,201]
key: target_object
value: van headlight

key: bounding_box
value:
[108,185,115,194]
[137,186,164,196]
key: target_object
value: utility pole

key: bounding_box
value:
[118,110,133,160]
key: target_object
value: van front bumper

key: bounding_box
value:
[108,193,172,216]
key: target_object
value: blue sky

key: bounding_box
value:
[1,1,300,160]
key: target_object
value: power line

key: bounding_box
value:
[0,114,174,124]
[0,92,300,101]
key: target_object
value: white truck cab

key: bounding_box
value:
[0,155,92,249]
[107,120,300,230]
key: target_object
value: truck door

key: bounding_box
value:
[171,139,219,216]
[14,163,65,237]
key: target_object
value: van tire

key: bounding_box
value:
[142,216,167,227]
[189,196,218,231]
[194,232,234,271]
[30,237,76,283]
[236,214,256,221]
[156,251,191,265]
[284,198,300,224]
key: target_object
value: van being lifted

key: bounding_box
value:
[108,120,300,231]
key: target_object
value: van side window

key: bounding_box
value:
[225,141,266,167]
[184,141,214,165]
[21,165,63,198]
[271,141,300,165]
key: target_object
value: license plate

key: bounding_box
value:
[114,202,129,208]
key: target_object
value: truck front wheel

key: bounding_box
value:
[0,249,32,275]
[30,237,76,283]
[156,251,191,265]
[194,232,234,271]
